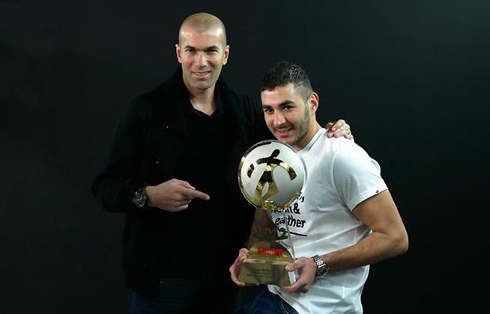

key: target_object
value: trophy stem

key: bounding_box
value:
[282,211,299,283]
[282,211,296,260]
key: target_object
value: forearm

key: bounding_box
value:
[322,229,408,273]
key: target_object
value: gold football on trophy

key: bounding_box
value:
[238,140,306,210]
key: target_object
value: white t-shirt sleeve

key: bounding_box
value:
[332,143,388,211]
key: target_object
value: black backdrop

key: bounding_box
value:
[1,1,488,313]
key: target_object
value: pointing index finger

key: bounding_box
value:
[181,187,210,201]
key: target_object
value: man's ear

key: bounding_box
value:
[222,45,230,65]
[309,92,319,113]
[175,44,182,63]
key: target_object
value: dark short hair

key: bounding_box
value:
[260,61,313,100]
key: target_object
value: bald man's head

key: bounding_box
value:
[178,13,227,47]
[175,13,230,94]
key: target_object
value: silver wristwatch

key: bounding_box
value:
[312,255,329,278]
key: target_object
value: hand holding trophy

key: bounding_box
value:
[237,140,306,286]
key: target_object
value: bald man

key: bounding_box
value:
[92,13,352,313]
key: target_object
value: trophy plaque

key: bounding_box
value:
[237,140,306,286]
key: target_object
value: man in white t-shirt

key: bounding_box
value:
[230,61,409,314]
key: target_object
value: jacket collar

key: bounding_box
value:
[153,67,238,133]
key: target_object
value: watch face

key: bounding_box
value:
[317,266,328,278]
[133,189,148,208]
[313,255,328,278]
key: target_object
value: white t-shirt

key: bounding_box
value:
[268,128,388,314]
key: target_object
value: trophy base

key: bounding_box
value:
[239,258,296,286]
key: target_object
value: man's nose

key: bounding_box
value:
[195,51,208,66]
[274,112,286,126]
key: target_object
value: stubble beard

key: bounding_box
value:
[290,107,311,147]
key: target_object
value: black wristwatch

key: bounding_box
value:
[133,186,148,209]
[312,255,329,279]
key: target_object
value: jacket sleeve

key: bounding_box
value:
[91,101,149,213]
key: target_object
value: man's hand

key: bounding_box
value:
[326,119,353,139]
[281,257,317,293]
[146,179,210,212]
[230,248,251,287]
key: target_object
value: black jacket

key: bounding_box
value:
[92,68,271,296]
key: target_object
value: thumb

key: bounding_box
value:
[175,180,195,190]
[239,248,249,258]
[285,261,299,272]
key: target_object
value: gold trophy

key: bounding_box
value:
[237,140,306,286]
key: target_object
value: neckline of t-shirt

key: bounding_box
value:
[300,128,326,153]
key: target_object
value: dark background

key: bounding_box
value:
[1,1,488,313]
